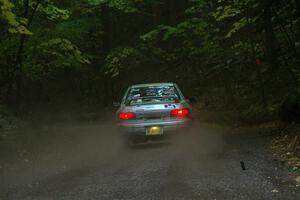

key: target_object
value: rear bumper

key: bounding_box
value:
[118,119,191,136]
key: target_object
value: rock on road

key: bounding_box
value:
[0,122,299,200]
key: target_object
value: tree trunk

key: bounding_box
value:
[167,0,176,25]
[13,0,42,111]
[247,4,268,109]
[264,0,278,68]
[151,1,162,26]
[101,4,111,56]
[294,0,300,46]
[14,0,30,110]
[295,0,300,17]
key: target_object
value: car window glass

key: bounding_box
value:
[126,86,180,105]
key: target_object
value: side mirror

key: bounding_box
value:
[113,101,121,107]
[187,97,197,104]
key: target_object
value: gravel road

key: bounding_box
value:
[0,122,299,200]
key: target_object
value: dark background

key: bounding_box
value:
[0,0,300,122]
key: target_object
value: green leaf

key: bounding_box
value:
[0,0,32,35]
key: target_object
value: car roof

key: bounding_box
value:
[131,82,175,88]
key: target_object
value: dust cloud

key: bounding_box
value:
[0,119,124,189]
[168,123,227,172]
[0,119,227,191]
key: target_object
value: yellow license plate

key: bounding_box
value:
[146,126,163,136]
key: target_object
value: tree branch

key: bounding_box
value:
[28,0,42,28]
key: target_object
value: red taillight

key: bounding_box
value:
[118,112,136,120]
[170,108,190,118]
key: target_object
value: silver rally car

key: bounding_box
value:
[116,83,194,142]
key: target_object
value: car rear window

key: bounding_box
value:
[126,85,180,105]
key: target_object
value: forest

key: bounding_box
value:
[1,1,300,197]
[0,0,300,121]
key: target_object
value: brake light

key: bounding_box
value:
[170,108,190,118]
[119,112,136,120]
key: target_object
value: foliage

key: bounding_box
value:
[88,0,138,12]
[39,38,90,65]
[38,3,71,21]
[212,0,259,38]
[0,0,31,34]
[0,0,299,113]
[104,47,145,78]
[141,25,176,41]
[20,37,89,83]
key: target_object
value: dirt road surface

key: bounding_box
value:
[0,121,299,200]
